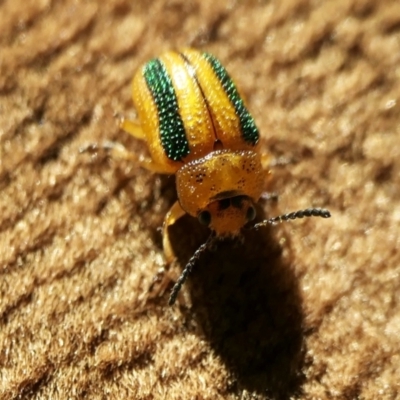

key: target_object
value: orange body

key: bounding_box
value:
[123,48,269,236]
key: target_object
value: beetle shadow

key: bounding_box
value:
[169,208,306,399]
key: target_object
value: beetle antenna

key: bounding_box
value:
[252,207,331,230]
[169,234,215,306]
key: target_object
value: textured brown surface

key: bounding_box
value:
[1,0,400,399]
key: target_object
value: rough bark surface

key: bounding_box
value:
[1,1,400,399]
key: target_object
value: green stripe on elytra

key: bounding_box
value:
[143,59,190,161]
[202,52,259,145]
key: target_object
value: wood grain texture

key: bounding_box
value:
[1,0,400,399]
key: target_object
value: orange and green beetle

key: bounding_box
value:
[118,48,330,305]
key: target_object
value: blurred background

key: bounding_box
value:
[1,1,400,399]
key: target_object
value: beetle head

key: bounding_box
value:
[197,195,256,237]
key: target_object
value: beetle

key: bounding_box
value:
[116,48,330,305]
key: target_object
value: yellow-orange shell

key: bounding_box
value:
[131,48,260,173]
[127,48,270,237]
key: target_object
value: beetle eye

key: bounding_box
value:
[246,205,256,222]
[198,210,211,226]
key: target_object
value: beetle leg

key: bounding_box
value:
[260,191,279,203]
[261,153,271,170]
[162,201,186,264]
[270,155,295,168]
[82,141,169,173]
[146,266,176,300]
[140,202,187,303]
[109,142,167,173]
[120,118,146,140]
[260,153,273,190]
